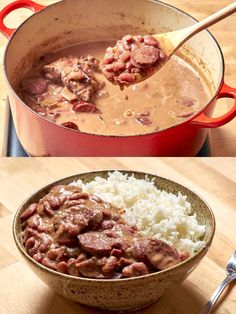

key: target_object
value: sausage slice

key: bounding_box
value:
[131,46,159,66]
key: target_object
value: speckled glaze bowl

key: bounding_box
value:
[13,170,215,312]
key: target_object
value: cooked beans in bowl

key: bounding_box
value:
[19,171,208,279]
[13,170,215,311]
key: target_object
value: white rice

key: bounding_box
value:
[71,171,205,255]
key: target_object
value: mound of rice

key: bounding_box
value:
[71,171,205,255]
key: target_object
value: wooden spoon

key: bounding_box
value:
[155,1,236,59]
[102,2,236,87]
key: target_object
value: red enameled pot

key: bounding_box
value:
[1,0,236,156]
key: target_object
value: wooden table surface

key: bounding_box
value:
[0,157,235,314]
[0,0,236,156]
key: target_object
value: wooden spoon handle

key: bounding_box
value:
[182,2,236,43]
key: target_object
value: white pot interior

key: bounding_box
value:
[5,0,223,97]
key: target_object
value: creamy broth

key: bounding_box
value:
[20,41,212,136]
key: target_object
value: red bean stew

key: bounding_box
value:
[19,41,211,135]
[102,35,166,88]
[20,184,189,279]
[20,55,104,131]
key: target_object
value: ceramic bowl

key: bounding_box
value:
[13,170,215,311]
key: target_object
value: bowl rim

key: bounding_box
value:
[13,169,216,283]
[4,0,225,138]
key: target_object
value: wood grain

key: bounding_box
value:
[0,157,235,314]
[0,0,236,156]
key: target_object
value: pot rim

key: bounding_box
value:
[4,0,225,138]
[13,169,216,284]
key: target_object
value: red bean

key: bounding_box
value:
[37,203,45,216]
[103,57,115,65]
[64,199,86,208]
[57,261,68,273]
[77,253,87,262]
[47,249,59,260]
[102,256,118,274]
[89,195,103,203]
[27,214,41,229]
[25,237,35,250]
[23,227,38,243]
[72,102,101,114]
[47,247,65,261]
[120,51,131,63]
[20,203,37,221]
[67,224,81,237]
[75,259,103,278]
[49,196,61,209]
[42,257,57,270]
[122,262,149,277]
[33,252,43,263]
[43,202,54,217]
[118,73,135,83]
[61,121,79,130]
[68,192,89,200]
[111,248,123,258]
[105,62,126,73]
[67,258,80,276]
[28,239,41,256]
[37,225,51,233]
